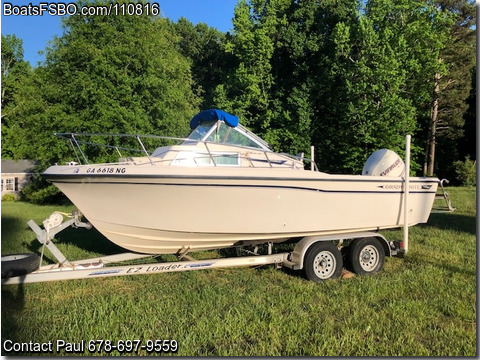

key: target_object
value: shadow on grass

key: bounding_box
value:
[423,212,476,235]
[2,212,28,348]
[2,211,124,261]
[26,226,125,261]
[1,215,28,250]
[1,283,25,353]
[405,252,476,278]
[409,212,476,277]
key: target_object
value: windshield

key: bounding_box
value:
[186,120,268,150]
[187,120,217,141]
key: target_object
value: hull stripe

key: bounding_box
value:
[48,179,437,195]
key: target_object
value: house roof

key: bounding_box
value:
[1,159,37,174]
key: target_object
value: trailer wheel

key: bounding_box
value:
[349,238,385,275]
[1,253,40,279]
[303,242,343,282]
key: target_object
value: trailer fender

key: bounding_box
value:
[287,232,391,271]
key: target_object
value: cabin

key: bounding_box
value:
[1,159,36,199]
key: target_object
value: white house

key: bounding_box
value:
[1,159,36,198]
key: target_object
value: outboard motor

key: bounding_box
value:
[362,149,405,177]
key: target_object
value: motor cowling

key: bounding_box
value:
[362,149,405,177]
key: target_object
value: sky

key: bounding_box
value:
[1,0,239,66]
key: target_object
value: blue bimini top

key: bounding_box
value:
[189,109,239,129]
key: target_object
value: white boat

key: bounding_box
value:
[43,109,439,255]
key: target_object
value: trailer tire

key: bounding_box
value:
[1,253,40,279]
[349,238,385,275]
[303,242,343,282]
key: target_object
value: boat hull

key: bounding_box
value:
[44,165,439,254]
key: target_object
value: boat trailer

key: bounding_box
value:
[1,210,402,285]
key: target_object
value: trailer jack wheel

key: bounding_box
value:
[303,242,343,282]
[1,253,40,279]
[348,238,385,275]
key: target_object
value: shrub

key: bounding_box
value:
[20,172,64,204]
[453,156,476,186]
[1,193,17,201]
[22,184,64,204]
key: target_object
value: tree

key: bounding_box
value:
[172,18,232,109]
[459,66,476,161]
[215,0,359,156]
[216,0,453,174]
[323,17,416,172]
[1,34,29,109]
[424,0,476,177]
[6,0,200,165]
[324,0,452,173]
[1,34,32,158]
[214,0,279,129]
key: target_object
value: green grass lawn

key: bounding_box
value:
[1,187,476,356]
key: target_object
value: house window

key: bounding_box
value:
[5,178,17,191]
